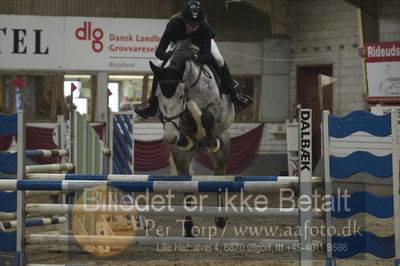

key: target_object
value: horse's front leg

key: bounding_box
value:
[200,110,222,153]
[209,132,231,229]
[187,101,220,152]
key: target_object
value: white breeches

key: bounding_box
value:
[211,39,224,67]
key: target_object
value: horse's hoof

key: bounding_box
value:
[185,232,194,237]
[184,136,194,150]
[211,138,220,153]
[177,135,194,151]
[204,137,221,153]
[184,216,194,237]
[214,217,228,229]
[187,100,206,140]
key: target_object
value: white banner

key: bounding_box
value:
[0,14,167,72]
[365,42,400,102]
[367,62,400,100]
[0,15,64,70]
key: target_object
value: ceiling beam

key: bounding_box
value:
[343,0,377,16]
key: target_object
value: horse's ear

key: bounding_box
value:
[149,61,161,76]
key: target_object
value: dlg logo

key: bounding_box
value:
[75,22,104,53]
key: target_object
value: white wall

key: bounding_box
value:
[216,40,290,154]
[288,0,363,116]
[218,42,262,75]
[219,39,290,122]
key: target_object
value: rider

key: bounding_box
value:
[134,0,253,119]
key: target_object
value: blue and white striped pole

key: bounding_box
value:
[25,149,68,158]
[1,216,66,230]
[25,174,323,182]
[0,179,310,193]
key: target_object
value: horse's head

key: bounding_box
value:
[149,60,186,144]
[149,40,201,145]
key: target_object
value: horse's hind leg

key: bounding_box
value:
[169,147,195,237]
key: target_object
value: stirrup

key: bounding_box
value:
[235,95,253,112]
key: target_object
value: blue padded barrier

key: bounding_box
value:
[328,111,391,138]
[330,152,392,179]
[332,231,394,259]
[326,110,397,262]
[332,191,393,218]
[0,113,17,135]
[0,191,17,212]
[0,152,17,174]
[0,231,16,252]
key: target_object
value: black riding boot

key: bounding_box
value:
[134,79,158,119]
[220,64,253,112]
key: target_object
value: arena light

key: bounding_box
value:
[109,75,144,80]
[64,75,91,79]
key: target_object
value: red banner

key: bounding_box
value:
[365,41,400,63]
[1,123,264,174]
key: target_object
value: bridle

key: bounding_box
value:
[158,61,206,130]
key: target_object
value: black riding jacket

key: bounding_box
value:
[155,16,215,64]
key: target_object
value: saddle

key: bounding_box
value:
[203,61,230,97]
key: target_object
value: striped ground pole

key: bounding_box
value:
[1,216,66,230]
[24,203,323,218]
[25,149,68,158]
[26,174,323,182]
[0,179,316,193]
[25,163,74,174]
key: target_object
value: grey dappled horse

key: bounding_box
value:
[149,39,235,235]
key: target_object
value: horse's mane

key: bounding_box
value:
[169,39,199,70]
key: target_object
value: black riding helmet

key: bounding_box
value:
[181,1,205,25]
